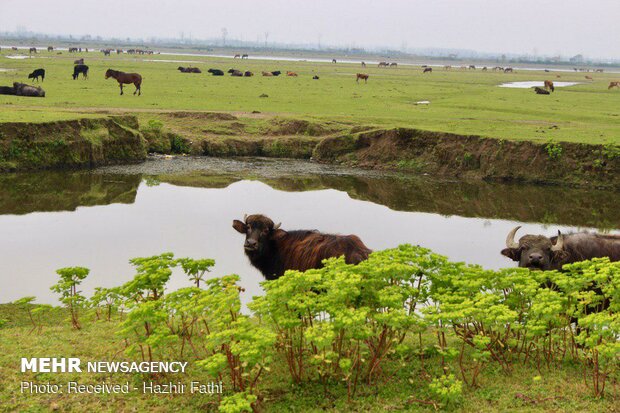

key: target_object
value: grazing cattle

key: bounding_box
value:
[504,67,513,73]
[502,226,620,271]
[423,67,432,73]
[72,64,89,80]
[356,73,369,83]
[13,82,45,97]
[69,47,78,53]
[262,71,273,77]
[286,71,298,76]
[232,214,372,280]
[361,61,366,68]
[105,69,142,95]
[28,69,45,82]
[102,49,111,56]
[208,68,224,76]
[29,47,37,54]
[234,54,241,58]
[244,71,253,77]
[271,71,282,76]
[242,54,248,59]
[469,65,476,70]
[390,62,398,67]
[378,61,389,67]
[332,59,337,64]
[544,80,555,92]
[47,46,53,52]
[533,86,550,95]
[312,75,319,80]
[74,58,84,65]
[585,75,593,80]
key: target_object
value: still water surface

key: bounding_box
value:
[0,157,618,305]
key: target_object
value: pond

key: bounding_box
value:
[1,156,618,305]
[498,81,582,88]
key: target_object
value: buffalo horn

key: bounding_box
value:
[273,222,281,230]
[505,226,521,249]
[243,214,248,222]
[551,230,564,251]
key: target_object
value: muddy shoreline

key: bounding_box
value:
[0,114,618,190]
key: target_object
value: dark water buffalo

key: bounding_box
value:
[271,71,282,76]
[423,67,432,73]
[244,71,253,77]
[0,86,15,95]
[533,86,550,95]
[501,226,620,271]
[233,214,372,280]
[13,82,45,97]
[74,58,84,65]
[208,68,224,76]
[72,64,89,80]
[313,75,319,80]
[28,69,45,82]
[228,69,243,77]
[178,66,201,73]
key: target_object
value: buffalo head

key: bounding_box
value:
[233,214,282,256]
[501,226,566,270]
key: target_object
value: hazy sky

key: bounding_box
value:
[1,0,619,59]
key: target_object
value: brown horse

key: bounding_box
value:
[105,69,142,95]
[544,80,555,92]
[356,73,369,83]
[609,81,620,90]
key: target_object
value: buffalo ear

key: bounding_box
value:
[551,249,569,263]
[232,220,247,234]
[501,248,520,261]
[270,229,287,240]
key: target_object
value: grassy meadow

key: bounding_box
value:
[0,49,619,144]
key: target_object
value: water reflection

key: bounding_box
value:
[0,157,617,305]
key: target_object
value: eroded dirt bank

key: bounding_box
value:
[0,116,146,171]
[1,113,618,189]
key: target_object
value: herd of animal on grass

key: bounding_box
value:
[2,46,619,97]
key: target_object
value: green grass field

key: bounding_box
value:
[1,49,619,144]
[1,303,615,413]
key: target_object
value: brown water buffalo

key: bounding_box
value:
[74,58,84,65]
[286,71,298,76]
[533,86,550,95]
[262,71,273,76]
[501,226,620,271]
[609,81,620,90]
[233,214,372,280]
[356,73,369,83]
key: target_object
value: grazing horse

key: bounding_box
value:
[361,61,366,68]
[356,73,369,83]
[544,80,555,92]
[286,71,298,76]
[423,67,432,73]
[332,59,337,64]
[469,65,476,70]
[105,69,142,95]
[609,81,620,90]
[72,64,89,80]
